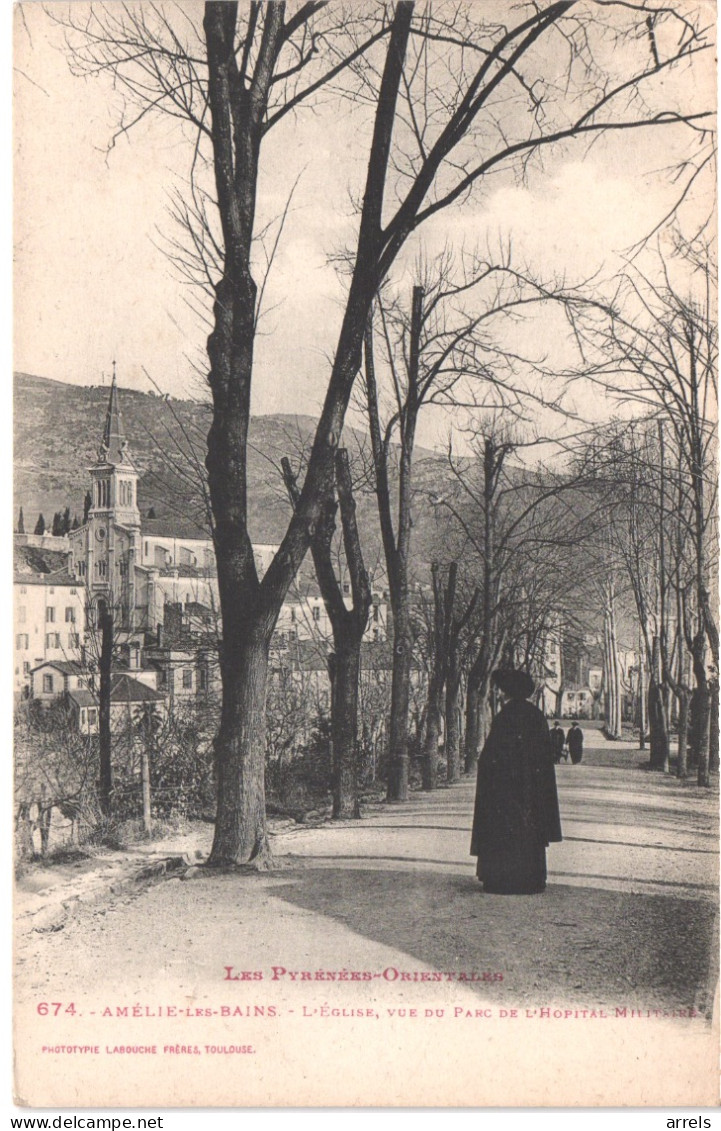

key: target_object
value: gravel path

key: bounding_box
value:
[14,741,719,1107]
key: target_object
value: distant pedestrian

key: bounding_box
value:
[470,669,562,895]
[568,722,584,764]
[550,721,566,763]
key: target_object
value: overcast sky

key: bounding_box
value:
[13,2,715,450]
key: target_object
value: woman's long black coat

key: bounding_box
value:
[470,698,562,860]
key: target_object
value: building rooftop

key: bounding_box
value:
[110,673,166,703]
[142,517,213,541]
[14,543,72,578]
[30,659,84,675]
[67,689,97,708]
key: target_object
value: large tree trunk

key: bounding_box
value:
[709,681,719,774]
[387,604,412,800]
[445,671,462,783]
[637,644,647,749]
[676,686,690,779]
[422,679,442,791]
[603,597,622,738]
[203,4,412,863]
[686,626,710,785]
[690,687,711,786]
[554,683,565,720]
[463,678,481,774]
[208,632,270,866]
[647,679,670,772]
[98,607,113,817]
[329,646,361,819]
[464,671,492,773]
[422,562,451,791]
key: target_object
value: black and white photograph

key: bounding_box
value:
[12,0,718,1109]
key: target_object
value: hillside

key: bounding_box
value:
[13,372,448,568]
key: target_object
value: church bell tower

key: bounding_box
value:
[85,364,141,622]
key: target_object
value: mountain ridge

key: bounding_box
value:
[14,372,447,563]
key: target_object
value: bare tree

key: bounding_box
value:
[364,256,589,796]
[283,450,372,818]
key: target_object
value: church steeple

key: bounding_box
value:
[101,362,134,469]
[88,365,140,530]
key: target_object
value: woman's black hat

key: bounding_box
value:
[492,668,535,701]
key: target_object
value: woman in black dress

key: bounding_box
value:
[470,669,562,894]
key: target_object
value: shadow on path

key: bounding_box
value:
[269,865,718,1017]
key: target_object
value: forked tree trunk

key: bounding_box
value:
[283,451,371,821]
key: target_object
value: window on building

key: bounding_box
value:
[119,560,128,577]
[18,606,26,623]
[65,607,75,623]
[372,605,379,622]
[49,588,55,595]
[291,608,296,623]
[42,674,53,693]
[88,708,98,727]
[97,560,107,579]
[69,633,80,650]
[80,709,86,726]
[70,588,77,595]
[182,669,193,690]
[20,586,27,594]
[46,633,61,648]
[22,662,30,675]
[342,582,350,596]
[15,634,28,650]
[78,562,86,578]
[312,605,321,622]
[198,669,207,690]
[46,607,55,623]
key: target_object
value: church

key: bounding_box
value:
[16,374,389,709]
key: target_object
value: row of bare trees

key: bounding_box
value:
[50,0,715,863]
[568,250,717,783]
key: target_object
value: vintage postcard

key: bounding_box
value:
[13,0,719,1109]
